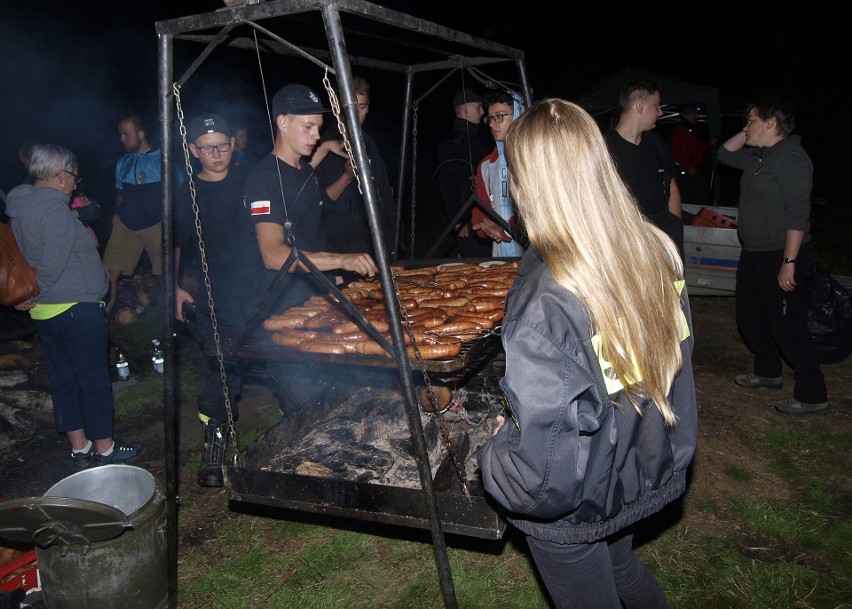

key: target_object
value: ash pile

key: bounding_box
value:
[260,356,506,492]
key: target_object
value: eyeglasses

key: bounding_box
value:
[484,112,510,126]
[197,142,232,155]
[65,169,82,185]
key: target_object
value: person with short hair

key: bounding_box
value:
[604,80,684,260]
[478,99,697,609]
[231,125,255,168]
[314,75,398,260]
[174,113,269,487]
[245,83,377,313]
[471,89,525,257]
[719,97,828,415]
[435,87,493,257]
[102,113,164,315]
[6,144,142,468]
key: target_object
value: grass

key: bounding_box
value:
[168,372,852,608]
[106,275,852,609]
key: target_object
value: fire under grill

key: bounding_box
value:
[226,333,508,539]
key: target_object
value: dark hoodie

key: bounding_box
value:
[5,184,108,304]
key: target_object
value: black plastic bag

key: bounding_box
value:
[807,263,852,364]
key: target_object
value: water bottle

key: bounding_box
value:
[151,339,164,376]
[116,350,130,381]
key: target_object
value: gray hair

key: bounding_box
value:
[28,144,78,182]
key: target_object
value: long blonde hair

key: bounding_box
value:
[505,99,685,424]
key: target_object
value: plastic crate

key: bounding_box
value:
[691,207,738,229]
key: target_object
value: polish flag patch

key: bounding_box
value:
[250,200,271,216]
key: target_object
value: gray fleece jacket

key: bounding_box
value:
[5,184,108,304]
[717,135,813,252]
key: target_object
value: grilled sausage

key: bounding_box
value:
[271,329,317,348]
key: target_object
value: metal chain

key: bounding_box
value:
[391,282,471,498]
[173,83,240,467]
[321,71,363,195]
[408,101,418,259]
[316,73,468,489]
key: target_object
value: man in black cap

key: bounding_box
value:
[436,87,493,257]
[243,84,378,429]
[245,84,377,310]
[174,112,269,487]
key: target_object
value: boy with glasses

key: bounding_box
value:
[471,90,526,257]
[174,113,268,487]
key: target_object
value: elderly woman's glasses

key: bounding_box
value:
[65,169,82,185]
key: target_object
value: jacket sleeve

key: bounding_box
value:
[716,146,749,170]
[471,160,512,241]
[776,147,813,232]
[479,318,610,519]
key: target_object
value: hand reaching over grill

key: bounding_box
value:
[339,252,378,277]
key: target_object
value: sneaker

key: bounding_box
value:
[771,398,829,416]
[93,441,143,466]
[734,372,783,390]
[71,444,94,468]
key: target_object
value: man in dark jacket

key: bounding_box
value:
[435,87,493,257]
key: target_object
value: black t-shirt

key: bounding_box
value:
[604,130,674,224]
[314,129,396,258]
[604,129,683,255]
[175,165,266,324]
[244,154,330,311]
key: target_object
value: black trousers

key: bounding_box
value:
[735,242,827,403]
[195,311,244,423]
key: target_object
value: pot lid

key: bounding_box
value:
[0,495,130,548]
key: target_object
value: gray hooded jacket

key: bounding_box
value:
[6,184,108,304]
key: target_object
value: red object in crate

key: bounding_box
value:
[0,497,39,594]
[691,207,737,229]
[0,547,39,593]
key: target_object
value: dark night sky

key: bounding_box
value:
[1,1,847,204]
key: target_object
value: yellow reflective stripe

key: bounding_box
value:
[675,280,691,341]
[29,302,75,320]
[591,332,628,396]
[592,280,689,396]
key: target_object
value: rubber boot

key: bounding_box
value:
[197,419,227,487]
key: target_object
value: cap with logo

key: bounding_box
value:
[188,113,231,142]
[272,84,330,117]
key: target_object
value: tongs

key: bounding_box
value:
[362,275,439,288]
[425,325,503,342]
[394,276,439,288]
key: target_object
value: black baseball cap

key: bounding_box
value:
[188,113,231,142]
[272,84,330,117]
[452,88,483,108]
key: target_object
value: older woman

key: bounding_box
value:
[5,144,142,467]
[478,100,697,609]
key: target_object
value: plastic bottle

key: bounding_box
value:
[116,350,130,381]
[151,339,164,376]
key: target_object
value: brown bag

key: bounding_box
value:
[0,222,40,307]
